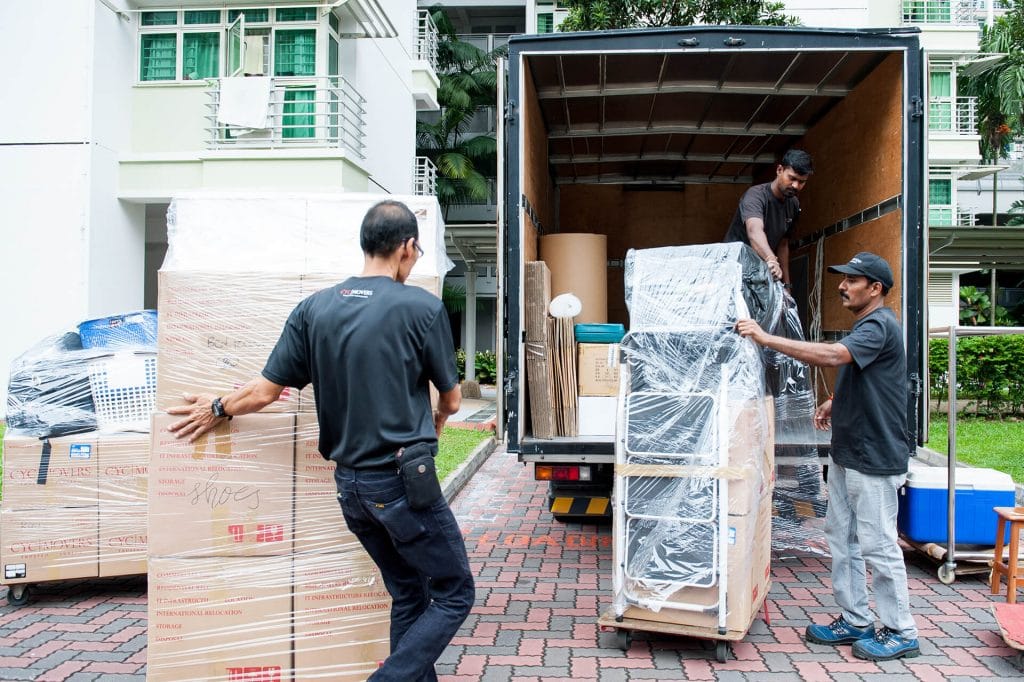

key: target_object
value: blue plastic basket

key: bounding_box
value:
[78,310,158,350]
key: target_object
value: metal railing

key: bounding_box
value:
[414,156,437,196]
[929,206,978,226]
[205,76,366,158]
[902,0,977,24]
[417,10,439,72]
[929,96,978,135]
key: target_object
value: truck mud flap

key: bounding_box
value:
[549,495,610,518]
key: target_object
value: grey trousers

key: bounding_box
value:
[825,463,918,639]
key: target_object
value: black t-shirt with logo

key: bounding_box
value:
[723,182,799,250]
[831,306,911,475]
[262,276,459,469]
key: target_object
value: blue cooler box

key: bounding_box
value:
[897,466,1016,545]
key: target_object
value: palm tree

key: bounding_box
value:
[961,3,1024,162]
[416,7,504,217]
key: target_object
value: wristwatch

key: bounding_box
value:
[211,397,231,420]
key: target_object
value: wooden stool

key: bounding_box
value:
[991,507,1024,603]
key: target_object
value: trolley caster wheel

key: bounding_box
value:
[715,641,731,662]
[937,564,956,585]
[615,629,633,650]
[6,585,30,607]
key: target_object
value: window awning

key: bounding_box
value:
[930,226,1024,268]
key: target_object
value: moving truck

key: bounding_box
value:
[500,26,926,519]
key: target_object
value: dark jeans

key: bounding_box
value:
[334,465,475,682]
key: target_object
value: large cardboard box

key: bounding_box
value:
[156,270,300,412]
[149,413,296,557]
[1,432,98,510]
[99,503,147,577]
[578,343,620,396]
[619,493,772,633]
[294,415,362,553]
[293,552,391,680]
[525,342,556,439]
[97,433,149,506]
[148,556,293,682]
[1,507,98,584]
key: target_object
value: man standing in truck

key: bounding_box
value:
[167,200,475,682]
[723,149,813,287]
[735,252,920,662]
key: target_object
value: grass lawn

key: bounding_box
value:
[437,425,492,482]
[926,414,1024,482]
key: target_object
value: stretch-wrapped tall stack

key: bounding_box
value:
[148,192,449,681]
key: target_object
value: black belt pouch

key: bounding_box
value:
[397,442,442,510]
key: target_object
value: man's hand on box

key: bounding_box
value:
[167,393,225,443]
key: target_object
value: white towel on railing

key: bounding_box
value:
[217,76,272,130]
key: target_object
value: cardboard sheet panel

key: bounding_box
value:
[540,233,608,324]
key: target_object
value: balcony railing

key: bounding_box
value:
[414,156,437,196]
[902,0,976,24]
[205,76,366,158]
[929,96,978,134]
[417,10,439,72]
[929,205,978,226]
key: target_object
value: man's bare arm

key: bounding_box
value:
[433,385,462,437]
[744,217,782,280]
[735,319,852,367]
[167,377,286,442]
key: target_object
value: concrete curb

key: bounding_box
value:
[442,436,498,503]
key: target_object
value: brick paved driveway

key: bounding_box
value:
[1,444,1022,680]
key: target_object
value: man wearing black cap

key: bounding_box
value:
[735,251,920,662]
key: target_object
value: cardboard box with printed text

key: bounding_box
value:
[1,507,98,584]
[1,432,98,511]
[149,413,296,557]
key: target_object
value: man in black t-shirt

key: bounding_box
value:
[723,149,813,288]
[168,201,473,682]
[735,252,920,662]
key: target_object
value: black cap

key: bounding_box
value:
[827,252,894,290]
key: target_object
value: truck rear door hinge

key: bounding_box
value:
[910,96,924,119]
[505,100,517,123]
[909,372,922,398]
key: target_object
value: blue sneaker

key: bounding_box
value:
[852,627,921,661]
[805,616,875,645]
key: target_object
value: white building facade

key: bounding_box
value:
[0,0,439,414]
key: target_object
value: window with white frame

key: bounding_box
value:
[137,7,321,83]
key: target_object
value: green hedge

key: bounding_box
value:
[929,335,1024,414]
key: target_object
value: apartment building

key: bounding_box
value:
[0,0,440,410]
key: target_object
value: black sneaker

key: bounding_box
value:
[805,616,875,645]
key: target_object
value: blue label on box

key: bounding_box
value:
[728,527,737,545]
[69,444,92,460]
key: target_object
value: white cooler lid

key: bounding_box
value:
[905,464,1015,491]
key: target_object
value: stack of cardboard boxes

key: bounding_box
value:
[148,193,445,680]
[1,431,149,588]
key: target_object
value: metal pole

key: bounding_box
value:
[945,326,957,577]
[991,268,998,324]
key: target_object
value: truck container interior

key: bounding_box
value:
[508,28,923,449]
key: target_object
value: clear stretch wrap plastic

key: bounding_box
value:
[148,193,447,681]
[3,319,156,602]
[625,242,826,556]
[611,243,821,633]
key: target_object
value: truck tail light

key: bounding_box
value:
[535,465,591,482]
